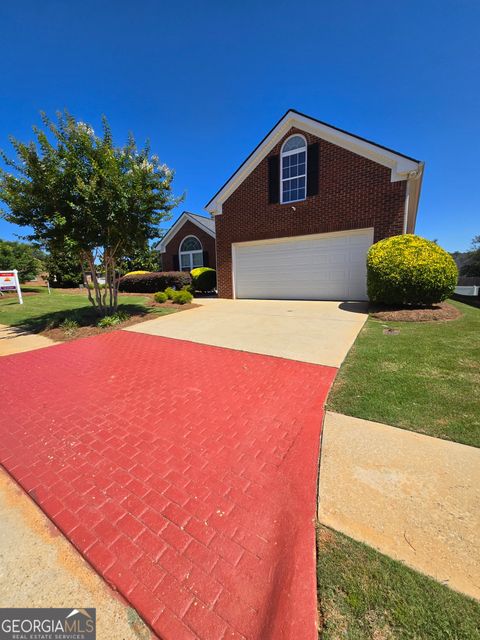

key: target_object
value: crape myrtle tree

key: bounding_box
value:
[0,111,182,315]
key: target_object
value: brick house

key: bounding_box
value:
[205,110,424,300]
[156,211,216,272]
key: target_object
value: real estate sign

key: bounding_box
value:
[0,269,23,304]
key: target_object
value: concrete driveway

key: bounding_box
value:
[127,299,368,367]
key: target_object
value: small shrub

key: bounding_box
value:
[97,312,129,328]
[119,271,191,293]
[191,267,216,292]
[154,291,168,303]
[367,235,458,305]
[172,289,193,305]
[87,282,106,290]
[164,286,176,300]
[60,318,79,336]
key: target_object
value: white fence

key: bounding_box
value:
[455,285,479,296]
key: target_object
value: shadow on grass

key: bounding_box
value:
[12,302,150,334]
[452,294,480,310]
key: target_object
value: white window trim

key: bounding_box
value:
[280,134,307,204]
[179,235,203,271]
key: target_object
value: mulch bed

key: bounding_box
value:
[370,301,461,322]
[42,301,198,342]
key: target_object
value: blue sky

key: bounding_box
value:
[0,0,478,252]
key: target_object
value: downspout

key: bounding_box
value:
[403,177,412,234]
[402,163,424,234]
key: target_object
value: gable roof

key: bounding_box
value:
[156,211,215,253]
[205,109,424,221]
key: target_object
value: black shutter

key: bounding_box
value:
[307,143,319,197]
[268,155,280,204]
[202,250,209,267]
[173,254,179,271]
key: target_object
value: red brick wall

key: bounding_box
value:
[162,220,216,271]
[215,127,407,298]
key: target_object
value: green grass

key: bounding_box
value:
[317,525,480,639]
[0,287,175,332]
[328,300,480,447]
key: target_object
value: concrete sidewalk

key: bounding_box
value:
[0,323,56,356]
[318,411,480,600]
[0,469,150,640]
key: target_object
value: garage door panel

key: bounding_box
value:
[234,229,373,301]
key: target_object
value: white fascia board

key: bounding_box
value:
[206,111,422,215]
[156,213,215,253]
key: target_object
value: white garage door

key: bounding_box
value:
[233,228,374,301]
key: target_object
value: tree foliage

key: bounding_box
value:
[0,111,182,314]
[0,239,44,282]
[115,242,160,275]
[45,238,83,288]
[459,235,480,277]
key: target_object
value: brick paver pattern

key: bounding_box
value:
[0,331,336,639]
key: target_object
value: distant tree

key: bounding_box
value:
[0,111,182,315]
[45,238,83,288]
[114,242,160,274]
[0,239,43,282]
[460,235,480,277]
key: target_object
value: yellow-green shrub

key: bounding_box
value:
[367,235,457,305]
[191,267,216,292]
[153,291,168,303]
[124,270,151,276]
[172,289,193,304]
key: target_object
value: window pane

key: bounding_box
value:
[283,135,306,153]
[192,252,203,267]
[298,176,305,187]
[180,254,190,269]
[180,237,202,251]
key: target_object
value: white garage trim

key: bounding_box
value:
[232,228,374,301]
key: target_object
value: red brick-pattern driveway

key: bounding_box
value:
[0,331,336,639]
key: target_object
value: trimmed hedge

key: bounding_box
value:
[119,271,191,293]
[367,235,458,305]
[124,270,151,276]
[191,267,216,292]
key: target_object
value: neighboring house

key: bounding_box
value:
[205,109,424,300]
[156,211,216,272]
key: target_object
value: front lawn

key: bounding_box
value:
[0,287,176,335]
[317,525,480,639]
[328,299,480,448]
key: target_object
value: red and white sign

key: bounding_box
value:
[0,270,23,303]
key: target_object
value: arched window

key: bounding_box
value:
[179,235,203,271]
[281,135,307,203]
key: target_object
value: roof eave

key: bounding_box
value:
[156,211,216,253]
